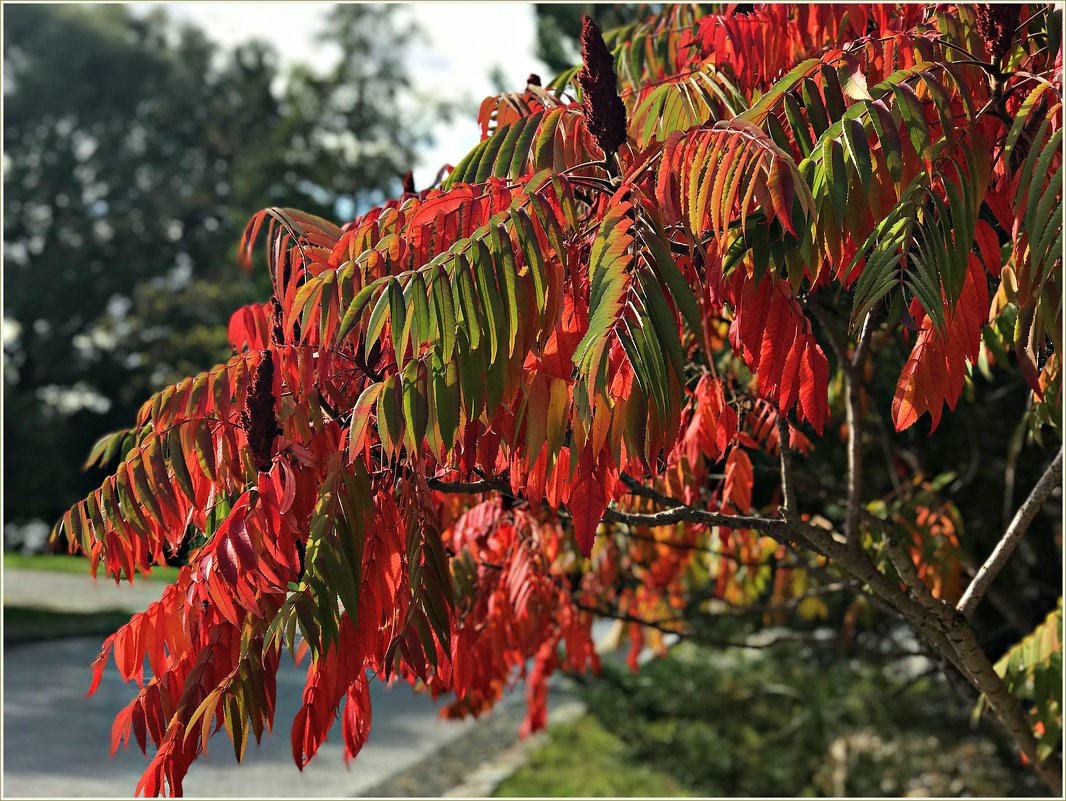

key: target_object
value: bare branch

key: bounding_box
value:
[807,302,875,547]
[574,601,828,650]
[845,312,874,548]
[957,449,1063,619]
[602,528,778,566]
[945,615,1064,793]
[850,310,876,372]
[776,415,798,513]
[603,505,793,539]
[619,472,683,507]
[426,476,510,494]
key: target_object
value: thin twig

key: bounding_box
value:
[845,312,874,548]
[620,472,684,507]
[957,449,1063,619]
[426,475,511,495]
[777,415,798,514]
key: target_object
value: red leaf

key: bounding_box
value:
[892,256,988,431]
[768,156,796,235]
[722,447,754,514]
[342,679,373,763]
[569,450,616,556]
[797,338,829,434]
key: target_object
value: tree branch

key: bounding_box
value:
[944,614,1064,793]
[602,528,780,566]
[776,416,798,513]
[426,475,511,495]
[845,312,874,549]
[957,449,1063,619]
[602,505,794,540]
[575,602,829,650]
[619,472,684,507]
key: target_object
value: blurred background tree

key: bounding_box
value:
[3,4,437,536]
[533,4,639,73]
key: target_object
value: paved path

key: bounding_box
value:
[3,636,486,797]
[2,571,611,797]
[3,568,165,613]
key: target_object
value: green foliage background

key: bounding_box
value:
[3,4,433,530]
[499,642,1043,797]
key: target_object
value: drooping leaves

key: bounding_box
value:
[892,254,989,431]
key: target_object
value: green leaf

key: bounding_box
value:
[515,209,547,313]
[509,110,544,177]
[802,77,830,137]
[348,382,385,460]
[1003,84,1051,163]
[843,118,872,195]
[430,267,457,361]
[474,125,508,183]
[401,361,426,453]
[455,257,483,353]
[891,83,931,162]
[823,136,848,222]
[365,284,393,362]
[533,108,564,170]
[408,273,432,348]
[492,119,526,179]
[488,218,520,356]
[784,93,814,158]
[472,239,503,363]
[389,278,409,367]
[194,424,217,482]
[376,376,403,459]
[820,64,846,122]
[336,276,380,345]
[743,58,822,124]
[637,268,684,382]
[430,356,461,454]
[865,99,903,186]
[165,431,195,505]
[639,217,703,340]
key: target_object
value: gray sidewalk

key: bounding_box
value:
[1,569,602,797]
[3,635,486,798]
[2,568,482,797]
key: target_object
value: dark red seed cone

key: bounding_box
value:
[577,15,627,158]
[240,350,279,473]
[270,296,286,347]
[975,4,1020,64]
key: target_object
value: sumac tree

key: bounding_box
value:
[58,4,1063,796]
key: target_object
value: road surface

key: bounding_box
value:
[2,569,611,797]
[3,635,486,797]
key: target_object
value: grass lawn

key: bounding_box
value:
[494,715,696,797]
[4,551,179,582]
[4,606,133,647]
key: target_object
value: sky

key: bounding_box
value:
[129,2,549,188]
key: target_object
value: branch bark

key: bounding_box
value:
[426,475,510,495]
[776,415,798,513]
[944,614,1064,794]
[844,312,874,548]
[957,449,1063,619]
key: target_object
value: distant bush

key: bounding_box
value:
[577,642,1040,797]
